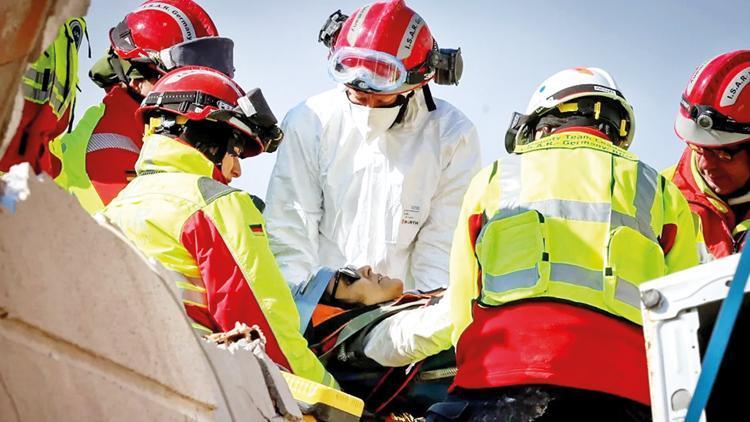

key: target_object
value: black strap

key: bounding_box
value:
[108,53,129,85]
[423,84,437,112]
[391,91,415,128]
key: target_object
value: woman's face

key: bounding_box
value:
[220,148,242,182]
[341,266,404,306]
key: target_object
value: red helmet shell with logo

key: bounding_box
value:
[136,66,266,157]
[675,50,750,147]
[136,66,244,123]
[334,0,434,73]
[110,0,219,60]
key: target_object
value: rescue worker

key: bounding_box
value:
[264,0,481,332]
[48,0,234,214]
[102,66,335,388]
[664,50,750,260]
[363,67,700,421]
[0,18,86,174]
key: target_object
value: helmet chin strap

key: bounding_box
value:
[150,114,229,166]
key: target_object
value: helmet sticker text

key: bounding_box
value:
[346,4,372,46]
[686,59,710,96]
[397,14,424,60]
[720,66,750,107]
[135,2,196,42]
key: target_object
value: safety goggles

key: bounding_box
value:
[681,97,750,135]
[688,143,746,162]
[329,47,409,93]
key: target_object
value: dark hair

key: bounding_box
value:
[149,112,230,165]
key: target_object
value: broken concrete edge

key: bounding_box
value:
[205,322,304,421]
[1,166,307,420]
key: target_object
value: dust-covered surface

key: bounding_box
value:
[0,168,284,421]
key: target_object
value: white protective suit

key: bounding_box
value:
[264,85,480,330]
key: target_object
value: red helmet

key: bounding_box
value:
[320,0,462,94]
[137,66,283,158]
[675,50,750,147]
[110,0,218,61]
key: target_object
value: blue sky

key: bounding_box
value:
[76,0,750,197]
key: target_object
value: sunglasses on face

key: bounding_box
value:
[688,144,745,162]
[329,265,361,301]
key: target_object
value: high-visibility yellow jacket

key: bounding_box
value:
[1,17,85,173]
[448,130,700,342]
[22,17,84,116]
[103,134,336,388]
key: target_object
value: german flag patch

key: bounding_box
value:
[249,224,265,235]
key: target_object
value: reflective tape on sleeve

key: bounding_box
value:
[88,133,141,155]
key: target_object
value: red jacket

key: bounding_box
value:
[46,86,144,206]
[455,301,651,405]
[669,147,749,258]
[1,100,70,173]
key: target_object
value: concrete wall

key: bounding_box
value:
[0,171,287,421]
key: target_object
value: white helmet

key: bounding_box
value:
[505,67,636,152]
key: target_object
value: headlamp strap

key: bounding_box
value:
[108,51,129,85]
[682,96,750,134]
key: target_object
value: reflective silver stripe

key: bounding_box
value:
[550,263,603,290]
[87,133,141,154]
[321,371,335,388]
[493,154,524,220]
[487,263,604,294]
[484,266,538,292]
[24,68,47,84]
[525,199,610,222]
[21,84,49,102]
[635,162,658,240]
[611,210,642,234]
[477,155,523,245]
[615,277,641,308]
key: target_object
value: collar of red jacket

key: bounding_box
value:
[135,133,227,183]
[673,147,733,214]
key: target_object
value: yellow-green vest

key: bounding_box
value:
[22,18,85,118]
[102,134,336,388]
[474,132,698,324]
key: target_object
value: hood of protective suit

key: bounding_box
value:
[348,100,402,142]
[136,134,226,182]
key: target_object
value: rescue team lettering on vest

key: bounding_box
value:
[514,132,637,161]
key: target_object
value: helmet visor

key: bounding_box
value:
[160,37,235,78]
[328,47,407,93]
[109,20,141,58]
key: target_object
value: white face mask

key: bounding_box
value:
[348,102,402,141]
